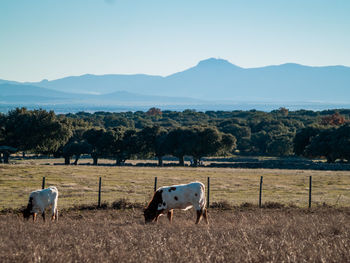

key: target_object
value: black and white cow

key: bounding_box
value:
[144,182,208,224]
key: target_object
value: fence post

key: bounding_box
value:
[259,176,263,208]
[309,176,312,208]
[207,177,210,208]
[98,177,102,208]
[42,177,45,189]
[154,177,157,192]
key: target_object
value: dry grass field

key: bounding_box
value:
[1,158,350,211]
[1,159,350,262]
[0,207,349,262]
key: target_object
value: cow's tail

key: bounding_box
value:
[199,182,207,210]
[198,182,209,224]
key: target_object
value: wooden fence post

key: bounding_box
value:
[259,176,263,208]
[207,177,210,208]
[309,176,312,208]
[154,177,157,192]
[98,177,102,208]
[42,177,45,189]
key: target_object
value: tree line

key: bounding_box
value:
[0,107,349,164]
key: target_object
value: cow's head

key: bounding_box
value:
[22,208,32,220]
[144,190,163,224]
[23,197,33,220]
[143,208,157,223]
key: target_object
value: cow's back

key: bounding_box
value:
[30,187,58,208]
[160,182,205,211]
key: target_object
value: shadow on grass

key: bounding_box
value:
[1,199,349,215]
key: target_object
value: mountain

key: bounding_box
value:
[162,59,350,102]
[1,58,350,111]
[29,74,164,95]
[0,83,203,106]
[14,58,349,103]
[0,83,75,103]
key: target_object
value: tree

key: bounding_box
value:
[250,131,270,154]
[103,116,134,129]
[330,124,350,162]
[304,129,336,163]
[62,140,92,165]
[146,107,162,117]
[220,133,237,155]
[0,114,6,163]
[138,126,169,166]
[271,107,289,117]
[0,113,5,144]
[83,128,106,165]
[2,108,72,155]
[218,122,250,154]
[164,128,193,166]
[0,146,17,164]
[188,127,221,166]
[267,135,294,156]
[321,112,346,126]
[293,127,321,156]
[188,127,236,166]
[300,124,350,163]
[111,128,139,165]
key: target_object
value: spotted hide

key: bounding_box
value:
[144,182,208,224]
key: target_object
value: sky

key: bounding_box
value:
[0,0,349,82]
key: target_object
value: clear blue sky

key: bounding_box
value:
[1,0,349,81]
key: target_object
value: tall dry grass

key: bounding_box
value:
[0,208,349,262]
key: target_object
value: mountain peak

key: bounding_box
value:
[197,58,240,69]
[279,63,305,68]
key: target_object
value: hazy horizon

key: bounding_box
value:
[2,58,350,83]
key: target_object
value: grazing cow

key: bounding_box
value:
[144,182,208,224]
[23,186,59,222]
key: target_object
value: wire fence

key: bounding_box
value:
[1,165,350,211]
[36,175,345,210]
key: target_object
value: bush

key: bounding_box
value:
[112,199,143,209]
[210,201,233,210]
[261,202,285,209]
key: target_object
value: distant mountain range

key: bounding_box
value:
[0,83,202,106]
[1,58,350,112]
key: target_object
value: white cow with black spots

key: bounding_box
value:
[144,182,208,224]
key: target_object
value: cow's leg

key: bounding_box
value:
[195,209,203,224]
[203,208,209,225]
[154,214,161,223]
[55,208,58,222]
[33,213,37,222]
[52,206,58,221]
[42,211,46,222]
[167,210,173,223]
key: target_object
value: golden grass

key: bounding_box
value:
[1,158,350,210]
[0,208,349,262]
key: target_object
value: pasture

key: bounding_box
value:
[1,158,350,211]
[0,208,349,262]
[1,158,350,262]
